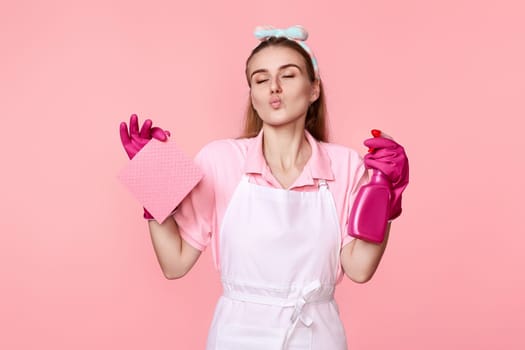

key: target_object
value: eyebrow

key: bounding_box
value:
[249,64,303,80]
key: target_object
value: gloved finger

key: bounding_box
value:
[119,122,131,145]
[364,137,400,150]
[129,114,140,137]
[363,157,395,172]
[364,157,396,170]
[365,147,399,160]
[139,119,153,139]
[366,153,407,172]
[364,158,401,183]
[365,153,408,182]
[151,127,168,141]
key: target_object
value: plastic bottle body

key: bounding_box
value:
[348,170,391,243]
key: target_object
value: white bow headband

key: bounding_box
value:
[253,25,320,78]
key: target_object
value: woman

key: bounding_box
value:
[120,25,409,350]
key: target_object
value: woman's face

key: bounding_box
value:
[247,46,320,129]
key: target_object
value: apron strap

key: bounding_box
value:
[241,174,251,183]
[318,179,328,190]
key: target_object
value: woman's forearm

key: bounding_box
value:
[340,222,391,283]
[148,216,201,279]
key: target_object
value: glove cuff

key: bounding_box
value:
[389,207,402,220]
[388,194,403,220]
[143,206,180,221]
[143,207,154,220]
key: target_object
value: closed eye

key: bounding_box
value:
[256,79,269,84]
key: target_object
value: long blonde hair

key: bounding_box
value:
[241,37,328,142]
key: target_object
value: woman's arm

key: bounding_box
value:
[119,115,204,279]
[148,216,202,280]
[340,222,391,283]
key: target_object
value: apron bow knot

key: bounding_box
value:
[283,280,322,349]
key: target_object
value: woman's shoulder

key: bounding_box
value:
[319,141,367,187]
[195,136,255,165]
[319,140,363,163]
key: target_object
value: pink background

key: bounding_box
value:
[1,0,524,349]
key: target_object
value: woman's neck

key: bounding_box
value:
[262,124,311,188]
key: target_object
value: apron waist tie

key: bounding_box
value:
[222,280,333,350]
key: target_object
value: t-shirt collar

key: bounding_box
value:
[244,129,334,182]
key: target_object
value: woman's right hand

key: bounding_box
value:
[119,114,170,159]
[363,129,409,220]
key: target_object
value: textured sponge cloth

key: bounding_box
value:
[118,139,203,223]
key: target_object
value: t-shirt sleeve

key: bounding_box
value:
[173,144,216,251]
[341,151,369,248]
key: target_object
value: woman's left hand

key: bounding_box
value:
[363,130,409,220]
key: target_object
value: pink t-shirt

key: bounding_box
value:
[174,130,368,271]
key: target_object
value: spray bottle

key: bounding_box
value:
[348,130,391,243]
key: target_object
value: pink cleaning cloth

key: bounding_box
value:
[117,138,203,223]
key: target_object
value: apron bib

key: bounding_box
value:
[206,176,348,350]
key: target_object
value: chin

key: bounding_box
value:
[261,116,295,126]
[260,112,306,125]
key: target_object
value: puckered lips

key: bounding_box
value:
[269,96,282,109]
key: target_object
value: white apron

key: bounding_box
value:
[206,175,348,350]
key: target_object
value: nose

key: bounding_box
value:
[270,76,282,93]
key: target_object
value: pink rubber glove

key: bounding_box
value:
[363,129,409,220]
[120,114,170,160]
[119,114,170,219]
